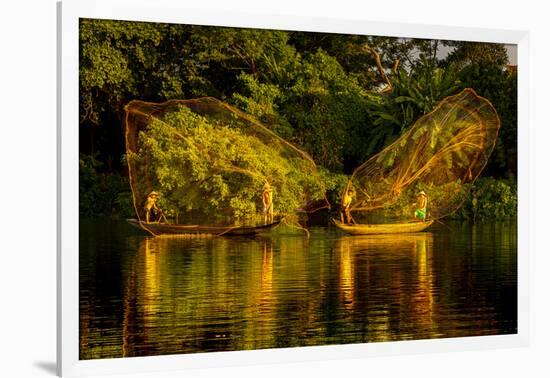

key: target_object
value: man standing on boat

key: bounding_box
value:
[414,191,428,221]
[340,188,354,225]
[262,181,274,225]
[144,191,163,223]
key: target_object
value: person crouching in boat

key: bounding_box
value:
[262,181,274,225]
[340,189,354,225]
[414,191,428,221]
[144,191,163,223]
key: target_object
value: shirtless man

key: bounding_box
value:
[262,182,274,224]
[340,189,354,224]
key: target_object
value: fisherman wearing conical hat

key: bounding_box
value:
[144,191,162,223]
[414,190,428,221]
[262,181,274,225]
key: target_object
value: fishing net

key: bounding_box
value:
[344,88,500,222]
[124,97,329,227]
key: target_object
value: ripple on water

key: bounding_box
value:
[79,220,517,359]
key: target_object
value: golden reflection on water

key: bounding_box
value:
[80,222,517,359]
[124,233,435,352]
[411,235,434,331]
[143,239,161,323]
[334,233,434,342]
[129,233,433,355]
[338,237,354,312]
[242,240,276,348]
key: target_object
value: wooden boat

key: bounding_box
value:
[332,218,433,235]
[127,218,282,237]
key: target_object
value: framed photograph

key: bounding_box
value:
[58,0,529,376]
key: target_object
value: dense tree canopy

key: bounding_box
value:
[132,106,327,222]
[79,18,517,218]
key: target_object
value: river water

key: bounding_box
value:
[79,219,517,359]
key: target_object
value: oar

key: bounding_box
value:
[158,209,169,224]
[431,216,451,230]
[282,218,310,238]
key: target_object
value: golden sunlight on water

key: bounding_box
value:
[79,220,517,359]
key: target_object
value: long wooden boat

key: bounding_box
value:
[127,218,282,237]
[332,218,433,235]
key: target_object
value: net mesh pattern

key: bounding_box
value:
[124,97,329,226]
[344,88,500,222]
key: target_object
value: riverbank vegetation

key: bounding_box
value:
[131,106,327,222]
[79,19,517,221]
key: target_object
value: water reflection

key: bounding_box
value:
[334,233,435,342]
[79,221,517,359]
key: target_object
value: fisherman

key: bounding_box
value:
[340,188,354,225]
[414,190,428,221]
[262,181,274,224]
[144,191,163,223]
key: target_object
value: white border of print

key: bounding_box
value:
[57,0,529,376]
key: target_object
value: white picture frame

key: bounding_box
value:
[57,0,529,376]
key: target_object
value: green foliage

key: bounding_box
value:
[393,59,463,113]
[78,20,517,219]
[232,48,372,170]
[317,167,349,207]
[289,34,445,87]
[231,73,294,138]
[363,177,516,222]
[359,180,467,222]
[137,107,325,223]
[79,154,133,217]
[454,177,517,220]
[458,64,517,177]
[80,19,166,123]
[280,50,372,170]
[360,58,462,158]
[443,41,509,69]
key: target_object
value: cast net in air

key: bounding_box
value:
[124,97,329,228]
[343,88,500,222]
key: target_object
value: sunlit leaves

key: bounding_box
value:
[134,106,325,223]
[349,89,500,220]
